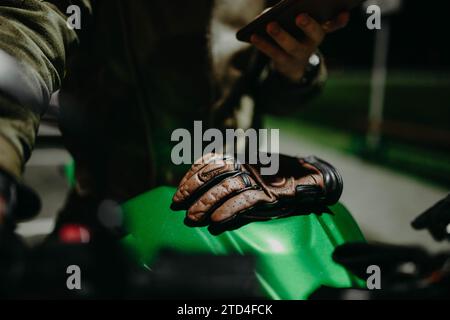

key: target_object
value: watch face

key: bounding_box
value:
[309,53,321,67]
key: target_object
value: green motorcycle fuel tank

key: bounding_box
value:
[120,186,366,300]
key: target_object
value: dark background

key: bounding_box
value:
[324,0,450,69]
[277,0,450,187]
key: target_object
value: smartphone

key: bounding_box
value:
[237,0,365,43]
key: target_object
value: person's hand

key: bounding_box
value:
[171,153,343,235]
[250,12,350,82]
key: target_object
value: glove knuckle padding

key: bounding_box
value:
[188,176,246,220]
[173,155,238,205]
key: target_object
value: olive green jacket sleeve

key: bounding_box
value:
[0,0,92,179]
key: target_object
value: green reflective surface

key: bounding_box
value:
[121,187,366,300]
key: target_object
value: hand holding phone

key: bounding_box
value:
[237,0,362,83]
[237,0,364,43]
[249,11,350,82]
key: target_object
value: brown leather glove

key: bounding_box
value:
[171,153,343,235]
[172,154,343,234]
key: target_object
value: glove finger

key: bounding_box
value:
[177,153,225,187]
[186,173,257,224]
[208,215,255,236]
[210,189,273,224]
[172,157,240,210]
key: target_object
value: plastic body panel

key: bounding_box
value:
[121,187,365,300]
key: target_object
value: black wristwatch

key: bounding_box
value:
[298,52,322,87]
